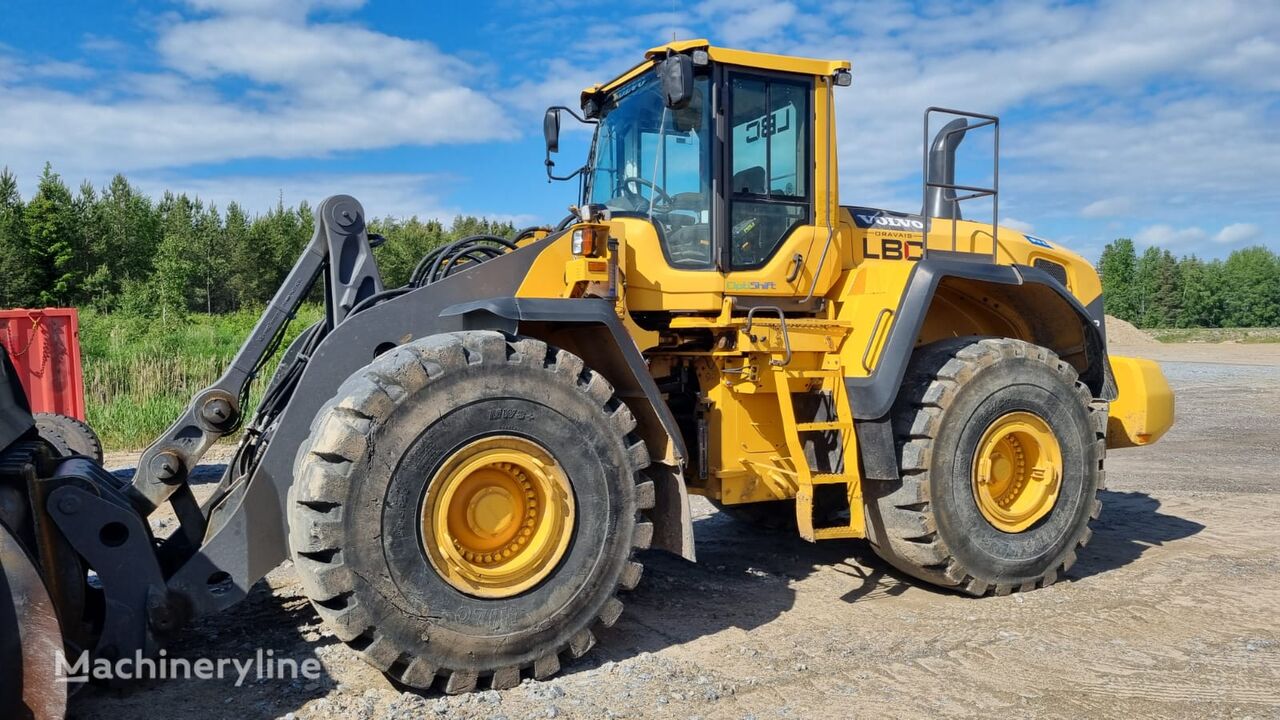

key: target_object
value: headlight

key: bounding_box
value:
[570,224,608,257]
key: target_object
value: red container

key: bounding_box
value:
[0,308,87,420]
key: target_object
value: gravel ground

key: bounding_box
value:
[71,344,1280,719]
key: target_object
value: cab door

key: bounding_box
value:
[719,70,841,303]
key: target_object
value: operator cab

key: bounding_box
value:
[587,68,715,268]
[543,41,850,313]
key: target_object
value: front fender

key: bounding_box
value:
[442,297,696,561]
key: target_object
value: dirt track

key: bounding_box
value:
[74,343,1280,719]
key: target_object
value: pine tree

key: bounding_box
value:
[148,192,200,320]
[1176,256,1221,328]
[1220,246,1280,327]
[73,180,105,307]
[223,202,254,310]
[24,164,77,305]
[0,168,38,307]
[1097,238,1138,323]
[194,203,227,313]
[371,216,449,286]
[88,174,161,310]
[1133,245,1163,327]
[1148,249,1182,328]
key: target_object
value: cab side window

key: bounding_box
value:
[729,75,811,268]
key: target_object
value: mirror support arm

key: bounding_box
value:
[544,105,597,182]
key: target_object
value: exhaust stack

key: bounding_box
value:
[924,117,968,220]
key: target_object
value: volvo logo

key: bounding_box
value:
[855,213,925,230]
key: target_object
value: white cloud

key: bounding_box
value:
[1134,222,1262,250]
[715,1,798,46]
[0,4,515,184]
[1213,222,1261,245]
[130,172,456,220]
[130,171,544,226]
[1081,197,1132,219]
[491,0,1279,241]
[5,0,1278,252]
[1001,217,1035,233]
[1135,224,1208,248]
[179,0,367,20]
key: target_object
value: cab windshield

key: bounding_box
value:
[586,71,713,268]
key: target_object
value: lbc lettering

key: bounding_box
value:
[863,237,923,261]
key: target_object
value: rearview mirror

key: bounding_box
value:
[543,107,561,154]
[660,54,693,109]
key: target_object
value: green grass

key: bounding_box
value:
[1149,327,1280,344]
[77,308,1275,450]
[80,306,324,451]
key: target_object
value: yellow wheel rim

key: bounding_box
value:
[420,435,575,598]
[971,411,1063,533]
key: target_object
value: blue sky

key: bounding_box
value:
[0,0,1276,262]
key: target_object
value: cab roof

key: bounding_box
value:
[580,39,851,103]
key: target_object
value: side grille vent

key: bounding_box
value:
[1033,259,1068,287]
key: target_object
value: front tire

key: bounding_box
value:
[289,331,652,692]
[865,337,1107,596]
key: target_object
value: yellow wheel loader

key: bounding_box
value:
[0,40,1174,712]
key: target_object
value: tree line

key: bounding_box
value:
[1098,238,1280,328]
[2,164,1278,328]
[0,164,515,317]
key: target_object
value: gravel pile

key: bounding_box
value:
[1105,315,1157,346]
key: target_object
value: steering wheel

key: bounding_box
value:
[619,177,674,212]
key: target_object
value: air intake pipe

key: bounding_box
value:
[924,117,968,220]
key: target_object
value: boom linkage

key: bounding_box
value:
[126,195,382,524]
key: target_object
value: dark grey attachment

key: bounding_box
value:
[46,457,167,663]
[0,347,32,452]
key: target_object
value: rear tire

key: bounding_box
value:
[864,337,1107,596]
[34,413,103,464]
[289,331,652,692]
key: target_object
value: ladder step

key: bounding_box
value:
[795,421,850,432]
[814,526,861,540]
[810,473,857,485]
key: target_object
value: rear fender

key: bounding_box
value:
[848,258,1111,480]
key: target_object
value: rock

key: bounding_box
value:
[478,690,502,705]
[530,684,565,700]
